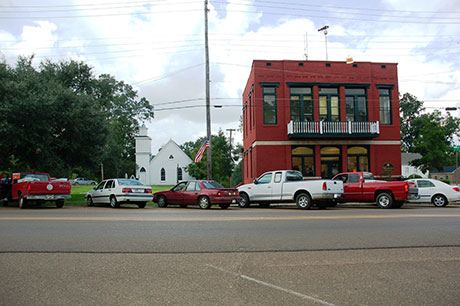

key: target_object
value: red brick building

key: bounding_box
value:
[241,60,401,184]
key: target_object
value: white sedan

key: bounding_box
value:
[408,178,460,207]
[86,178,152,208]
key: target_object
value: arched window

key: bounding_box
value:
[160,168,166,181]
[140,167,146,173]
[291,146,315,177]
[177,168,183,181]
[320,146,341,178]
[169,155,174,160]
[347,146,369,172]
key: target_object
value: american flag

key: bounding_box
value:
[194,137,210,163]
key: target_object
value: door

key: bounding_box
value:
[415,180,436,203]
[251,173,273,201]
[270,172,283,201]
[343,173,363,201]
[182,181,200,205]
[101,180,115,203]
[92,181,107,203]
[168,182,187,204]
[321,160,340,179]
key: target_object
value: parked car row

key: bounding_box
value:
[3,171,459,210]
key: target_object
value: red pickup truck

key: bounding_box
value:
[332,172,418,208]
[0,172,71,208]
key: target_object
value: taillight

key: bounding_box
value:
[236,191,239,196]
[122,188,132,193]
[404,183,409,193]
[27,184,31,192]
[217,192,222,197]
[322,182,327,191]
[453,187,459,192]
[145,189,152,194]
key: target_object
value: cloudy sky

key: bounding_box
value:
[1,0,459,153]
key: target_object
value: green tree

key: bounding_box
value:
[181,130,234,186]
[399,93,425,152]
[0,56,153,178]
[399,93,460,172]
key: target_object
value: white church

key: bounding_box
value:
[135,126,195,185]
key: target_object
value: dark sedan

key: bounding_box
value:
[153,180,240,209]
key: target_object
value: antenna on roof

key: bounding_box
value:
[304,32,308,60]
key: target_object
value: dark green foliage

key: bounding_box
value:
[400,93,460,173]
[0,56,153,178]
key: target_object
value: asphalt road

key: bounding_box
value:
[0,204,459,305]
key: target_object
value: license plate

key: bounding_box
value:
[45,195,55,200]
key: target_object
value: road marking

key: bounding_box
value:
[0,214,459,222]
[206,264,338,306]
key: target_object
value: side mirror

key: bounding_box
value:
[253,179,258,185]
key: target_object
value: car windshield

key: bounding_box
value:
[117,179,142,186]
[202,180,224,189]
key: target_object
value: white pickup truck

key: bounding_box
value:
[237,170,343,209]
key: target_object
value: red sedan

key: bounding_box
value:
[153,180,240,209]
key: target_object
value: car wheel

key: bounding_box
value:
[56,200,64,208]
[198,196,211,209]
[392,201,404,208]
[238,193,250,208]
[219,203,230,209]
[432,194,448,207]
[86,196,94,206]
[296,192,312,210]
[376,192,393,209]
[259,202,270,208]
[110,196,119,208]
[137,202,146,208]
[18,193,27,209]
[157,196,167,208]
[91,182,96,185]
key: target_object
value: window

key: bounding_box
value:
[104,180,114,189]
[319,88,339,122]
[290,87,313,122]
[321,146,341,178]
[417,180,435,188]
[274,172,282,183]
[169,155,174,159]
[140,167,146,172]
[177,168,183,181]
[172,182,187,191]
[379,88,392,124]
[96,181,106,190]
[160,168,166,181]
[262,85,278,124]
[286,171,303,181]
[185,181,198,191]
[348,173,360,183]
[257,173,272,184]
[248,93,252,130]
[347,146,369,172]
[345,88,367,122]
[292,146,315,177]
[202,181,224,189]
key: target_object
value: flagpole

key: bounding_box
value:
[204,0,212,179]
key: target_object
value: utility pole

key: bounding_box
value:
[204,0,212,179]
[226,128,236,187]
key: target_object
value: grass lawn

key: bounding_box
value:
[67,185,173,206]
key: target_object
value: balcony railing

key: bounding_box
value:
[287,121,380,138]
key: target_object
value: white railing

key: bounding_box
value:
[287,121,380,136]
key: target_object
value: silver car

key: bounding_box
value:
[86,178,152,208]
[408,178,460,207]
